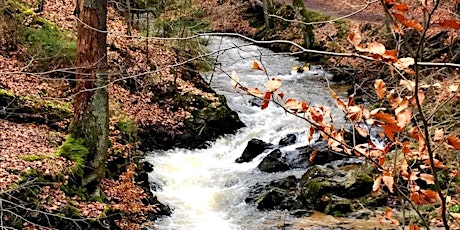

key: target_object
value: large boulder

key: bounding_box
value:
[298,163,380,216]
[235,138,271,163]
[257,149,290,172]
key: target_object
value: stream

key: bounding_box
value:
[146,37,349,229]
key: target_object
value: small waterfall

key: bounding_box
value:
[146,36,346,229]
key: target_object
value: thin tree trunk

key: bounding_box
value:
[72,0,108,193]
[126,0,132,36]
[262,0,270,30]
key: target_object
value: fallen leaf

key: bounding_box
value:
[420,173,435,185]
[347,32,362,45]
[447,135,460,150]
[436,19,460,30]
[374,79,387,99]
[433,129,444,142]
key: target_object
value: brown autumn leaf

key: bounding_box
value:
[382,172,394,193]
[247,87,264,98]
[403,19,423,31]
[372,112,397,125]
[394,58,415,71]
[264,78,282,92]
[330,91,347,112]
[285,98,307,113]
[436,19,460,30]
[374,79,386,99]
[399,79,415,91]
[382,50,398,62]
[392,22,404,34]
[396,108,412,128]
[261,92,271,110]
[347,32,362,45]
[347,105,363,122]
[447,135,460,150]
[420,173,435,185]
[367,42,386,55]
[421,189,438,204]
[423,159,445,169]
[309,149,317,162]
[252,60,265,72]
[373,175,382,192]
[381,124,402,141]
[433,129,444,142]
[409,223,421,230]
[393,3,409,12]
[392,12,406,23]
[355,124,368,137]
[231,70,239,89]
[384,207,399,226]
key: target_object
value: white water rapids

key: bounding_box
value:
[146,37,346,230]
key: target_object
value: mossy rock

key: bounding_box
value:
[299,163,376,212]
[0,89,72,124]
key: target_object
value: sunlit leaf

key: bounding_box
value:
[396,108,412,128]
[367,42,386,55]
[381,124,402,141]
[373,112,397,125]
[247,87,264,98]
[330,91,347,111]
[394,58,415,71]
[420,173,435,185]
[355,124,368,137]
[433,129,444,142]
[264,78,282,92]
[423,158,445,169]
[347,105,363,122]
[373,175,382,192]
[382,172,394,193]
[374,79,386,99]
[252,60,265,71]
[347,32,362,45]
[285,98,307,113]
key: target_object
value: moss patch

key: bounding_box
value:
[56,135,88,176]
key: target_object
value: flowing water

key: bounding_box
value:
[146,37,349,230]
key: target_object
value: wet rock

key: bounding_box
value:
[248,97,262,107]
[258,149,290,172]
[246,176,303,212]
[295,140,347,165]
[349,208,374,219]
[299,163,374,202]
[319,195,353,217]
[279,133,297,146]
[236,138,271,163]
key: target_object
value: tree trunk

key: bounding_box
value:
[262,0,270,30]
[72,0,108,193]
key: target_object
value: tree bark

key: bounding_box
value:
[72,0,108,192]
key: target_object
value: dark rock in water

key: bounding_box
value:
[279,133,297,146]
[236,138,271,163]
[246,176,304,212]
[295,140,347,165]
[258,149,290,172]
[248,97,262,107]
